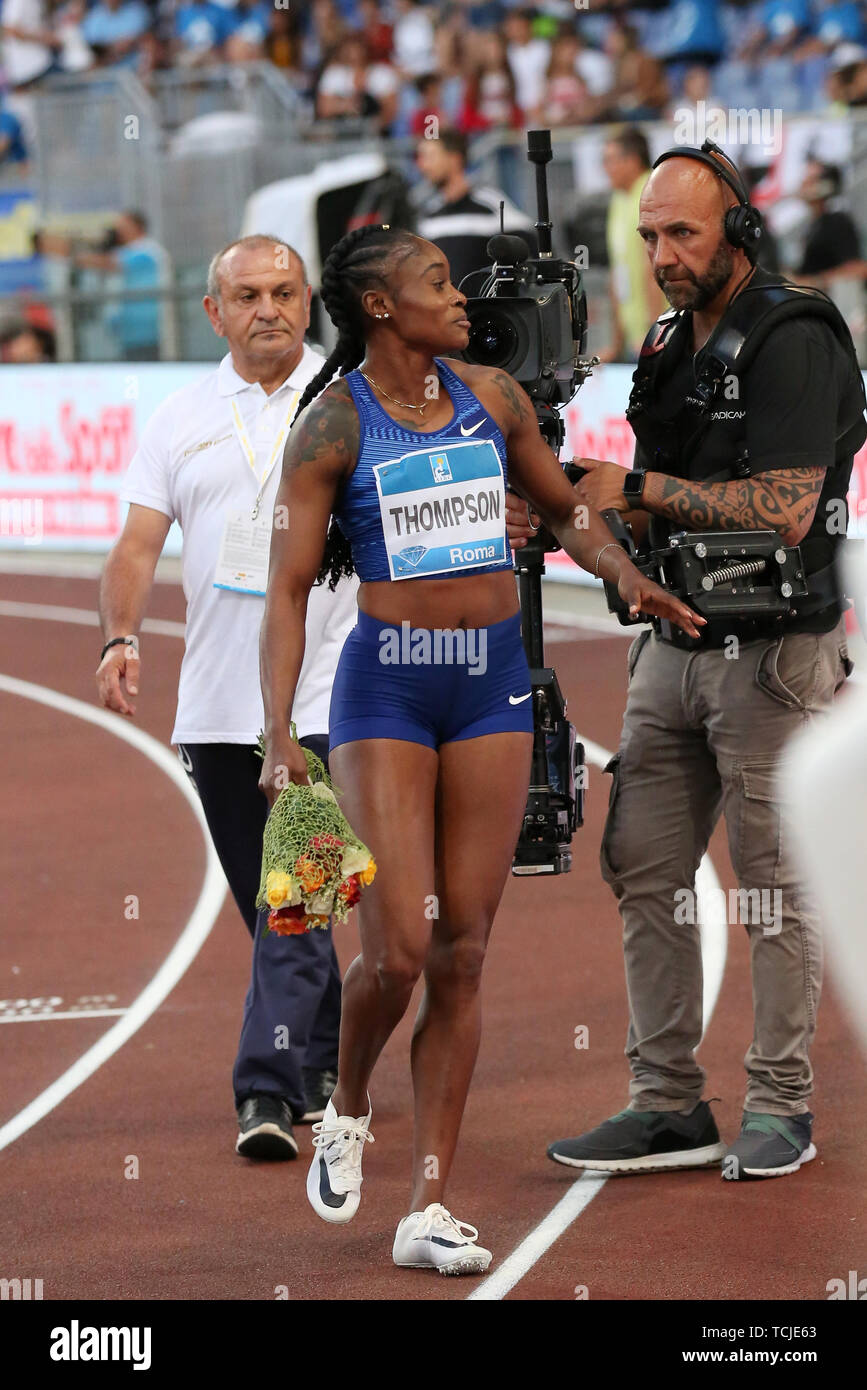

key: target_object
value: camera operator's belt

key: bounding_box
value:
[373,438,508,581]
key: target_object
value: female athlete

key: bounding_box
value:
[259,224,703,1275]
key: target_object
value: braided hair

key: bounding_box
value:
[294,223,420,589]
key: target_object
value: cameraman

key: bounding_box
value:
[521,144,866,1180]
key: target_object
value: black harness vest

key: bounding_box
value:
[625,280,866,622]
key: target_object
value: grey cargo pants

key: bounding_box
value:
[600,619,850,1116]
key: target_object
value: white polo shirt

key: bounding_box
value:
[121,345,359,744]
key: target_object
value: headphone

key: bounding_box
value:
[651,139,763,261]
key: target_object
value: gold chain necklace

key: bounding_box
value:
[360,371,428,415]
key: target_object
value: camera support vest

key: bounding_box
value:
[625,280,867,618]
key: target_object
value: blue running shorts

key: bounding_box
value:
[329,609,534,753]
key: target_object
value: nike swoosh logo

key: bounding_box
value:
[460,420,484,436]
[509,692,532,705]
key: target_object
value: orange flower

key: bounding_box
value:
[295,856,325,893]
[360,858,377,887]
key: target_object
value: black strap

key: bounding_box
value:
[100,635,138,661]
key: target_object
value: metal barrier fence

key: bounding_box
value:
[5,67,867,363]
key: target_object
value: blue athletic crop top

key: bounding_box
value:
[336,357,514,582]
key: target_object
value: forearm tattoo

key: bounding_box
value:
[644,468,825,546]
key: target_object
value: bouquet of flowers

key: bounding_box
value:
[255,728,376,936]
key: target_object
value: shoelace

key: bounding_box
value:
[311,1117,374,1190]
[415,1204,479,1246]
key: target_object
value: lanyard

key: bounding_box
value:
[230,390,300,520]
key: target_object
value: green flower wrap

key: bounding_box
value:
[255,727,376,930]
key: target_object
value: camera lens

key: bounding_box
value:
[467,310,518,368]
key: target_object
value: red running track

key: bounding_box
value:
[0,571,864,1301]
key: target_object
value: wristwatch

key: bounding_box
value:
[622,469,647,502]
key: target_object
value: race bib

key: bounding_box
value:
[213,512,271,596]
[374,439,508,580]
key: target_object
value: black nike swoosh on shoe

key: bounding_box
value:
[428,1237,462,1248]
[318,1154,348,1208]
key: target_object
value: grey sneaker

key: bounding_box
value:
[722,1111,816,1179]
[547,1100,726,1173]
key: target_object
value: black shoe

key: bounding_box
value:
[547,1101,726,1174]
[722,1111,816,1180]
[235,1095,299,1160]
[300,1067,338,1124]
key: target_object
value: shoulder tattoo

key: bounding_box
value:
[490,369,531,424]
[288,378,360,472]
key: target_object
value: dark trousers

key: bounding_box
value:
[178,738,342,1118]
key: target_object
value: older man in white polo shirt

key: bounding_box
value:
[96,235,357,1161]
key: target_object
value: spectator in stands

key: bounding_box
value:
[392,0,435,77]
[504,7,550,118]
[1,0,60,147]
[573,26,614,101]
[1,321,56,361]
[603,19,668,121]
[0,98,28,164]
[791,159,867,289]
[136,25,169,83]
[599,126,665,363]
[301,0,346,74]
[223,0,270,63]
[460,29,522,132]
[794,1,866,62]
[53,0,95,73]
[737,0,812,61]
[668,62,726,124]
[825,42,867,107]
[414,129,535,291]
[1,0,58,89]
[355,0,393,63]
[660,0,725,68]
[265,4,303,73]
[81,0,150,68]
[410,71,451,138]
[173,0,229,66]
[315,32,399,133]
[536,30,597,127]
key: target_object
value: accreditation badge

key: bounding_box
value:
[213,512,271,596]
[374,438,508,580]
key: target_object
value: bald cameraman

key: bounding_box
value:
[518,143,866,1180]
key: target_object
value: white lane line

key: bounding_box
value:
[0,674,226,1153]
[468,733,728,1302]
[0,557,181,583]
[0,599,184,638]
[0,1010,127,1024]
[468,1177,609,1302]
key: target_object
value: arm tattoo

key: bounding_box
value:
[285,379,359,475]
[644,467,826,546]
[491,369,531,424]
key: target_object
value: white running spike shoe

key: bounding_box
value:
[306,1096,374,1224]
[392,1203,492,1275]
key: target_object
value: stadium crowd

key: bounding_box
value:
[3,1,867,163]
